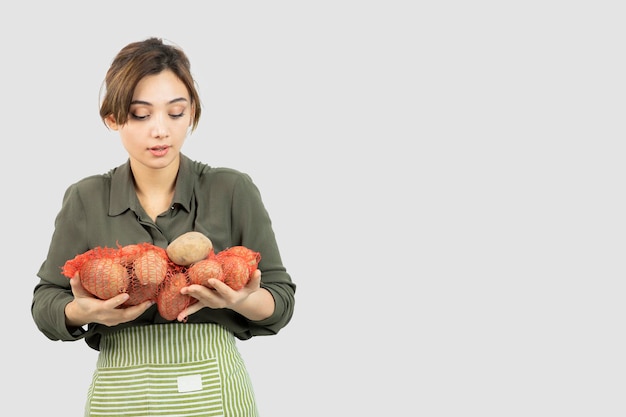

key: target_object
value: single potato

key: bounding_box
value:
[166,231,213,266]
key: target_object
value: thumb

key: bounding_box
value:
[69,273,90,297]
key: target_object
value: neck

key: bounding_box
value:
[130,157,179,204]
[130,156,179,194]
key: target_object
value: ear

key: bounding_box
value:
[105,114,120,131]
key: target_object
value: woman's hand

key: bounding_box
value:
[65,273,153,328]
[178,270,275,322]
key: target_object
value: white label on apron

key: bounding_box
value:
[177,374,203,393]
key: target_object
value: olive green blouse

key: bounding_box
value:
[32,154,296,350]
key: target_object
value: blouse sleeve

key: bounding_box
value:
[228,172,296,337]
[31,183,91,341]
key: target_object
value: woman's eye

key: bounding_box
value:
[130,113,149,120]
[129,111,185,120]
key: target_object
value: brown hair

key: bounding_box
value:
[99,37,202,131]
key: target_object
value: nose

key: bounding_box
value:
[151,114,169,139]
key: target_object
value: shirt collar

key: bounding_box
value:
[108,154,194,216]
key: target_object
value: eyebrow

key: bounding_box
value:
[130,97,189,106]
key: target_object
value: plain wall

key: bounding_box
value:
[2,1,624,416]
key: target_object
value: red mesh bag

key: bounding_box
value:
[62,241,262,320]
[213,246,261,290]
[187,258,224,286]
[123,247,169,307]
[62,243,170,305]
[78,256,130,300]
[157,266,196,321]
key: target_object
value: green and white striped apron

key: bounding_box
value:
[84,323,258,417]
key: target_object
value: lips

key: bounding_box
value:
[149,145,170,157]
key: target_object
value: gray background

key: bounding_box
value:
[2,1,624,416]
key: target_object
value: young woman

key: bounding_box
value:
[31,37,296,417]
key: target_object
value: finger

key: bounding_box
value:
[122,299,154,316]
[247,270,262,287]
[69,274,90,297]
[105,292,131,308]
[206,278,233,295]
[180,283,211,296]
[177,302,204,322]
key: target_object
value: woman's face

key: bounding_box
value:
[108,69,193,171]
